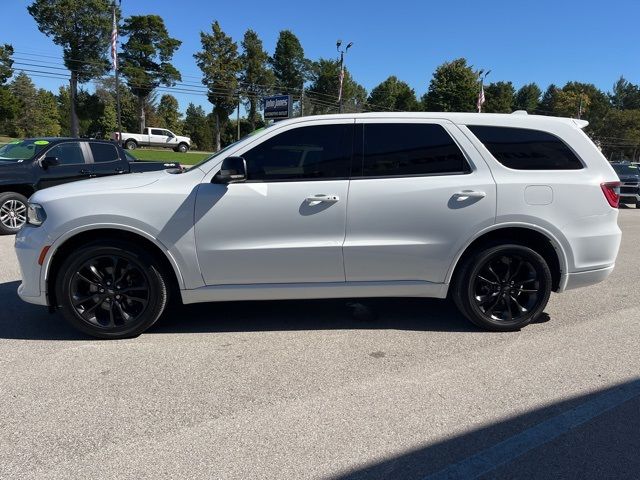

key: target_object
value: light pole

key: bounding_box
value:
[336,40,353,113]
[477,69,491,113]
[112,0,122,143]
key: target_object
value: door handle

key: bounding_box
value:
[305,194,340,203]
[453,190,486,201]
[79,169,90,174]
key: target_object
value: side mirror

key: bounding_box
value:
[41,156,60,169]
[214,156,247,184]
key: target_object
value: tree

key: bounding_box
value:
[0,44,13,84]
[367,76,419,111]
[157,94,182,133]
[307,58,367,114]
[483,81,515,113]
[119,15,181,133]
[9,73,59,137]
[28,0,116,137]
[538,84,560,115]
[271,30,307,94]
[0,44,17,133]
[183,103,213,151]
[422,58,478,112]
[194,21,241,151]
[240,29,274,130]
[94,77,142,133]
[610,76,640,110]
[514,83,541,112]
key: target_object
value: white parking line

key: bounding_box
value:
[422,379,640,480]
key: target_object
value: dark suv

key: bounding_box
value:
[611,162,640,208]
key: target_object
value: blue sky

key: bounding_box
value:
[4,0,639,114]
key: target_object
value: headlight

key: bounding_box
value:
[27,203,47,226]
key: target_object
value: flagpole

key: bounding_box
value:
[112,1,122,144]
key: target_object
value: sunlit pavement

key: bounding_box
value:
[0,211,638,480]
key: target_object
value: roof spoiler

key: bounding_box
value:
[573,119,589,129]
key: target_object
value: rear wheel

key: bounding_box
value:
[124,139,137,150]
[177,143,188,153]
[452,244,552,331]
[0,192,28,235]
[55,240,168,339]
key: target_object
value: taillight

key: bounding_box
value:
[601,181,621,208]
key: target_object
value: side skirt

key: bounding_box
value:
[180,280,448,304]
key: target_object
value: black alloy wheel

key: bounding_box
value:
[453,244,552,331]
[56,241,168,339]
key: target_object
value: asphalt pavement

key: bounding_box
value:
[0,211,638,480]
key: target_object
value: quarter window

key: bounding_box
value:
[242,124,352,181]
[89,143,120,163]
[46,143,85,165]
[468,126,583,170]
[359,123,470,177]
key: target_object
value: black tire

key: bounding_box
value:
[55,240,168,339]
[451,244,552,331]
[635,201,640,209]
[177,142,189,153]
[0,192,29,235]
[124,139,137,150]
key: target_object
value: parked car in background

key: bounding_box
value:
[16,113,621,338]
[610,161,640,208]
[112,127,191,152]
[0,138,181,234]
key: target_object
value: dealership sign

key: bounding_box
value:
[263,95,292,120]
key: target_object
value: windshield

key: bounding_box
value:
[0,139,50,162]
[189,126,271,170]
[612,163,640,175]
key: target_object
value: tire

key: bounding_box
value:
[451,244,552,331]
[0,192,29,235]
[177,143,189,153]
[635,201,640,209]
[55,240,168,339]
[124,139,137,150]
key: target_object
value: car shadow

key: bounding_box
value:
[331,378,640,479]
[0,280,551,340]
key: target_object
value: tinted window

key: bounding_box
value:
[242,124,352,181]
[468,126,583,170]
[151,129,165,136]
[90,142,120,163]
[46,143,85,165]
[360,123,469,177]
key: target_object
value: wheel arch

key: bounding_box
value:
[0,185,35,199]
[447,224,568,292]
[45,226,184,308]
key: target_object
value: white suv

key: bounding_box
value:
[15,113,622,338]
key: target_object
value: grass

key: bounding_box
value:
[129,148,212,165]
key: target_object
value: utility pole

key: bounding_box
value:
[237,98,241,140]
[336,40,353,113]
[112,0,122,143]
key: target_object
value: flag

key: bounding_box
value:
[337,66,345,102]
[111,9,118,71]
[477,83,485,112]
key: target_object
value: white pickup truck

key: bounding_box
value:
[112,128,192,153]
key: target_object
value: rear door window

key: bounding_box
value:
[468,125,583,170]
[89,142,120,163]
[357,123,470,177]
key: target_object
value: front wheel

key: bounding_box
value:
[451,244,552,331]
[55,240,168,339]
[0,192,28,235]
